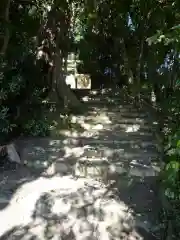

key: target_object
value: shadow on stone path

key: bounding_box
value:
[0,89,161,239]
[0,175,159,240]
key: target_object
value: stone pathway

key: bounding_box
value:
[0,89,161,239]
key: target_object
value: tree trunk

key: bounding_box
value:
[135,39,144,101]
[121,38,134,85]
[0,0,11,56]
[50,48,81,109]
[44,2,81,109]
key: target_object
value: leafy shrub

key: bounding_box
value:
[23,117,50,137]
[161,128,180,238]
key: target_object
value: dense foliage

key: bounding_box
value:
[0,0,180,237]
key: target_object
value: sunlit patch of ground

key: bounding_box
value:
[47,108,149,139]
[0,175,147,240]
[125,124,140,133]
[45,88,134,137]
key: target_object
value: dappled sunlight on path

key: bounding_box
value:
[0,89,160,239]
[0,174,155,240]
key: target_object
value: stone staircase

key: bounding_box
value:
[0,89,161,239]
[6,91,158,184]
[14,90,160,180]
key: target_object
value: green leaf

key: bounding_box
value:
[166,161,180,172]
[176,79,180,87]
[177,140,180,148]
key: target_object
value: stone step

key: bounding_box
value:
[81,95,121,100]
[81,139,157,149]
[75,159,160,179]
[59,129,155,142]
[20,144,157,160]
[85,101,135,109]
[86,111,148,120]
[84,99,132,106]
[43,157,160,179]
[87,106,144,114]
[79,120,150,129]
[107,112,148,118]
[17,137,158,149]
[77,147,157,162]
[104,126,154,134]
[78,141,158,151]
[67,119,154,132]
[82,96,121,102]
[16,136,158,171]
[87,92,122,98]
[108,117,148,124]
[19,143,158,173]
[73,115,149,125]
[16,138,158,163]
[17,138,158,154]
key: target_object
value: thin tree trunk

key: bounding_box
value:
[51,46,81,108]
[136,39,144,100]
[45,1,81,109]
[121,38,134,85]
[170,52,179,91]
[0,0,11,56]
